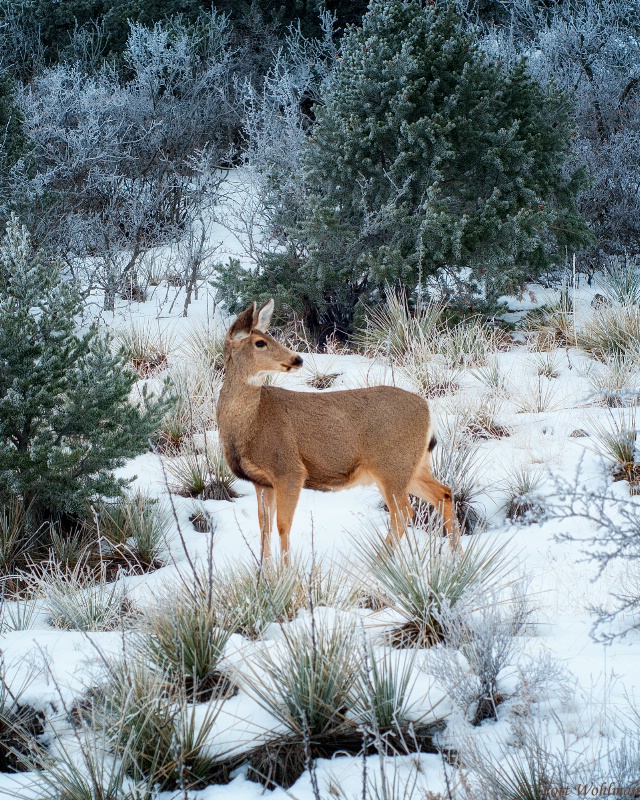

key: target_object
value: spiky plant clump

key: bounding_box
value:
[0,499,42,591]
[353,645,426,747]
[137,590,236,700]
[354,521,511,647]
[504,466,546,523]
[166,441,239,501]
[522,290,574,350]
[584,355,640,407]
[244,618,362,739]
[355,291,445,360]
[24,713,152,800]
[513,376,561,413]
[304,356,342,390]
[588,409,640,486]
[36,561,132,632]
[206,558,302,639]
[117,323,175,378]
[456,393,511,440]
[180,323,226,373]
[528,350,561,379]
[600,255,640,306]
[430,423,487,532]
[47,523,93,569]
[402,340,461,398]
[438,320,500,368]
[98,659,230,791]
[0,659,45,773]
[579,303,640,359]
[96,491,172,569]
[471,358,510,396]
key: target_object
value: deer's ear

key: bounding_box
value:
[254,298,274,332]
[229,302,256,341]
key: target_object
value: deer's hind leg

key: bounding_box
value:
[408,461,457,544]
[273,480,303,563]
[255,484,276,561]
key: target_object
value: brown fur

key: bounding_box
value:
[216,300,457,560]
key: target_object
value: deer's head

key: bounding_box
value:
[224,299,303,384]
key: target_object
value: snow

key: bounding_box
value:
[2,200,640,799]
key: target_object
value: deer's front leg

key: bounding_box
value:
[255,484,276,561]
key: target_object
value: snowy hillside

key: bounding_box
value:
[2,267,640,800]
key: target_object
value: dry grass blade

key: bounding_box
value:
[1,657,46,773]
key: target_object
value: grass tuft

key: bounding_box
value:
[166,441,239,501]
[354,521,511,647]
[118,323,175,377]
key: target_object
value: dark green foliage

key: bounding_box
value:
[0,0,367,69]
[0,74,29,175]
[0,217,166,520]
[222,0,592,337]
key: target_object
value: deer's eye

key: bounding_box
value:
[255,340,267,348]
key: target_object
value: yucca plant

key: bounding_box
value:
[166,441,239,501]
[600,255,640,306]
[47,523,93,569]
[528,350,561,379]
[36,561,132,632]
[0,657,45,773]
[523,290,574,350]
[469,743,569,800]
[304,356,342,390]
[402,342,462,399]
[353,644,427,749]
[244,617,363,788]
[513,376,561,414]
[354,521,511,647]
[584,355,640,407]
[24,715,152,800]
[98,659,231,791]
[180,323,225,373]
[457,393,511,440]
[438,320,499,368]
[0,499,42,592]
[471,358,511,396]
[96,491,172,569]
[137,591,236,700]
[117,323,175,378]
[579,303,640,359]
[355,291,444,360]
[0,588,40,632]
[503,466,545,523]
[588,409,639,486]
[430,423,487,532]
[206,558,302,639]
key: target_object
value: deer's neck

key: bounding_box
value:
[217,361,263,445]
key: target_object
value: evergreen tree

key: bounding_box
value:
[0,217,165,520]
[227,0,592,337]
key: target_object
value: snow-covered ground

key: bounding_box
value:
[2,257,640,799]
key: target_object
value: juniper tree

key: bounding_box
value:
[219,0,593,338]
[0,217,165,521]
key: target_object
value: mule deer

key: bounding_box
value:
[216,300,456,560]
